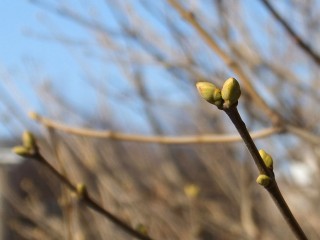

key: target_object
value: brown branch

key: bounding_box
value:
[224,106,308,240]
[224,107,272,176]
[28,111,282,144]
[286,124,320,145]
[196,77,308,239]
[260,0,320,66]
[35,155,153,240]
[265,180,308,240]
[167,0,282,125]
[13,133,154,240]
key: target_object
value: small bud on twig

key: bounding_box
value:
[12,146,31,157]
[256,174,271,187]
[12,131,38,158]
[76,183,88,199]
[196,82,223,108]
[184,184,200,199]
[221,77,241,108]
[196,82,217,103]
[22,131,36,149]
[135,223,149,236]
[259,149,273,170]
[28,111,40,120]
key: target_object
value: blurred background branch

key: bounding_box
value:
[261,0,320,66]
[29,111,283,143]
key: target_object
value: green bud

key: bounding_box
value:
[76,183,87,199]
[22,131,36,149]
[259,149,273,169]
[28,111,39,120]
[196,82,218,103]
[135,223,148,236]
[196,82,223,108]
[12,146,31,157]
[221,77,241,108]
[184,184,200,199]
[256,174,271,187]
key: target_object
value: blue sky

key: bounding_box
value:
[0,1,104,139]
[0,1,35,67]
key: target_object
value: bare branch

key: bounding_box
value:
[260,0,320,66]
[28,111,282,144]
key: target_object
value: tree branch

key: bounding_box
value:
[260,0,320,66]
[13,132,154,240]
[28,111,282,144]
[196,78,308,240]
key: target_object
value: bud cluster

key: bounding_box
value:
[196,77,241,109]
[12,131,38,157]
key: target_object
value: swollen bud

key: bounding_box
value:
[196,82,217,104]
[76,183,88,199]
[12,131,38,158]
[135,223,149,236]
[221,77,241,108]
[28,111,39,120]
[256,174,271,187]
[184,184,200,199]
[259,149,273,170]
[196,82,223,108]
[12,146,31,157]
[22,131,36,149]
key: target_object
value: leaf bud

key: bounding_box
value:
[22,131,36,149]
[12,146,31,157]
[256,174,271,187]
[196,82,217,104]
[221,77,241,108]
[259,149,273,170]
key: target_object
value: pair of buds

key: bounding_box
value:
[12,131,38,157]
[256,149,274,187]
[196,77,241,109]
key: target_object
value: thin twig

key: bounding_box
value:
[224,107,272,176]
[266,180,308,240]
[32,153,154,240]
[260,0,320,66]
[28,111,282,143]
[14,131,154,239]
[286,125,320,145]
[224,106,308,240]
